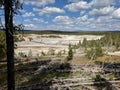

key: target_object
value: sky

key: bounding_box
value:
[11,0,120,31]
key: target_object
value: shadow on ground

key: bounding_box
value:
[16,60,72,90]
[93,75,118,90]
[94,61,120,90]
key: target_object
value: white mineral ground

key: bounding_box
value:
[15,34,105,56]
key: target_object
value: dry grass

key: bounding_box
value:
[69,56,94,65]
[95,55,120,63]
[68,55,120,65]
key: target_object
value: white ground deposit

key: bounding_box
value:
[15,34,104,56]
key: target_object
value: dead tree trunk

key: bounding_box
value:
[4,0,15,90]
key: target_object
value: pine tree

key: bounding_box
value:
[0,0,22,89]
[82,38,88,51]
[67,44,73,61]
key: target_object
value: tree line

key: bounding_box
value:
[69,33,120,60]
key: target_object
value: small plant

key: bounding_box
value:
[18,52,26,58]
[48,49,55,56]
[115,74,120,80]
[109,74,114,80]
[94,74,102,82]
[63,49,66,54]
[41,51,46,56]
[57,51,62,57]
[28,50,32,57]
[29,38,33,41]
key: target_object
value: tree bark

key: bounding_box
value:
[4,0,15,90]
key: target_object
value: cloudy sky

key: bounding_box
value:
[14,0,120,31]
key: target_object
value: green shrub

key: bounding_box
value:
[86,46,103,60]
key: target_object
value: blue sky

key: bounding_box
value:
[13,0,120,31]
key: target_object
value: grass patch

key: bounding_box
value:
[70,57,94,65]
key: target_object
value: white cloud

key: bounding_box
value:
[24,19,31,22]
[89,6,115,16]
[64,1,90,12]
[75,15,91,25]
[87,16,120,31]
[24,24,36,28]
[33,18,48,24]
[19,9,26,13]
[67,0,82,3]
[96,16,112,23]
[22,12,35,17]
[53,16,73,25]
[24,0,55,7]
[80,11,86,16]
[33,8,41,12]
[112,8,120,19]
[90,0,115,8]
[33,18,44,22]
[76,15,88,22]
[87,18,95,23]
[38,7,65,15]
[19,0,120,31]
